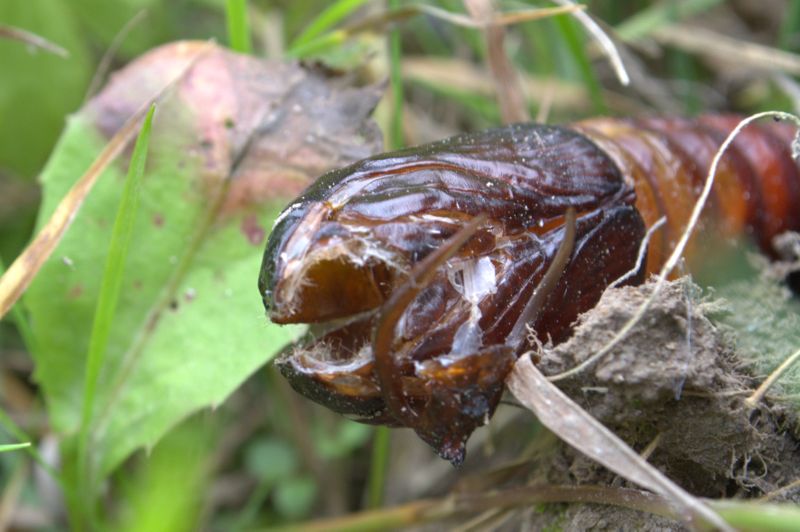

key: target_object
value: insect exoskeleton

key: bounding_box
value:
[260,124,649,463]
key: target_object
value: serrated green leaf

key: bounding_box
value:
[27,108,298,475]
[24,43,383,477]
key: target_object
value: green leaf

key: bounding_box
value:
[552,14,606,114]
[709,274,800,405]
[287,30,349,60]
[24,43,383,478]
[711,500,800,532]
[366,426,389,508]
[28,110,295,476]
[117,417,211,532]
[387,0,403,151]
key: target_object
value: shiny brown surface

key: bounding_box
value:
[260,118,800,464]
[578,116,800,267]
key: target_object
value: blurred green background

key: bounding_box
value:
[1,0,799,530]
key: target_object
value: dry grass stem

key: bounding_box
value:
[534,80,556,123]
[464,0,530,123]
[290,484,683,531]
[416,4,582,30]
[508,356,733,531]
[745,347,800,409]
[403,56,587,108]
[760,477,800,502]
[341,4,581,41]
[640,432,662,461]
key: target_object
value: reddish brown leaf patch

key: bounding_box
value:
[87,41,384,213]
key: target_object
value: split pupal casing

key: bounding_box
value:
[259,123,647,460]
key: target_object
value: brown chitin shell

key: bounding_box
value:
[259,124,646,463]
[260,117,800,464]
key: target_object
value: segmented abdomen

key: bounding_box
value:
[575,116,800,273]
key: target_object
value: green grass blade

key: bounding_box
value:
[388,0,403,150]
[779,0,800,51]
[366,426,391,508]
[670,50,699,115]
[712,501,800,532]
[520,19,556,77]
[615,0,724,42]
[0,442,30,453]
[76,104,156,514]
[286,30,349,59]
[365,2,403,504]
[364,1,404,504]
[289,0,370,51]
[226,0,252,54]
[407,78,499,126]
[0,407,62,485]
[553,14,606,114]
[0,409,31,448]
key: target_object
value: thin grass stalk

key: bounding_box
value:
[0,443,30,452]
[226,0,252,54]
[75,104,156,525]
[363,1,405,506]
[289,0,370,51]
[366,426,391,509]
